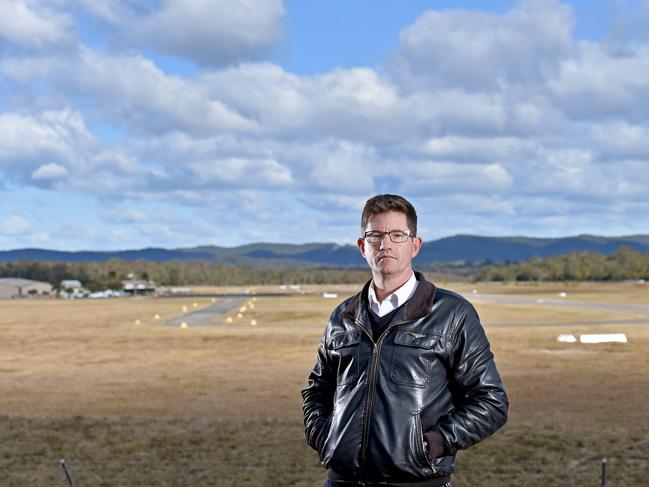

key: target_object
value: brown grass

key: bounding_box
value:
[451,281,649,305]
[1,283,648,486]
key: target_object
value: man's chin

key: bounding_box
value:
[374,261,398,273]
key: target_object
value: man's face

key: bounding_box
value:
[357,210,422,281]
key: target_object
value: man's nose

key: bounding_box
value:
[379,233,392,249]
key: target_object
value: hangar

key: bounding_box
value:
[0,278,53,298]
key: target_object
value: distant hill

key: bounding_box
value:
[1,235,648,267]
[416,234,649,264]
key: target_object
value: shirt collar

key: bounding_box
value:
[368,271,418,313]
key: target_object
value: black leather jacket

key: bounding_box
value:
[301,272,508,484]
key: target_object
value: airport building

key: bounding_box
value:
[60,279,83,291]
[0,278,53,298]
[122,278,157,296]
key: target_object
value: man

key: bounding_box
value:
[302,194,508,487]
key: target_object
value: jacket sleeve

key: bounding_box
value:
[301,326,337,454]
[433,303,508,453]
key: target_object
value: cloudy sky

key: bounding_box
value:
[1,0,648,251]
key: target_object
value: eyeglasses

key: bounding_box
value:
[363,230,413,244]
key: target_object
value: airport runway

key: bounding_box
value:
[166,297,246,327]
[471,293,649,316]
[164,292,649,328]
[471,293,649,328]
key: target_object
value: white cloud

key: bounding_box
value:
[302,141,376,194]
[512,148,649,199]
[201,64,549,142]
[132,133,372,195]
[400,161,514,195]
[0,55,61,84]
[412,193,518,239]
[99,206,152,224]
[590,122,649,159]
[0,109,146,196]
[4,215,31,235]
[129,133,293,193]
[0,0,73,48]
[393,0,574,92]
[516,148,594,195]
[419,136,534,162]
[127,0,285,67]
[72,0,142,25]
[188,157,293,188]
[548,42,649,120]
[200,64,404,140]
[319,68,398,109]
[0,110,92,175]
[206,139,379,196]
[31,162,68,180]
[71,48,257,135]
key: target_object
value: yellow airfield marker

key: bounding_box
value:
[192,302,198,307]
[134,319,141,325]
[154,314,160,320]
[211,298,216,303]
[239,306,247,313]
[250,320,258,326]
[237,312,243,319]
[226,316,233,323]
[180,322,188,329]
[182,305,188,312]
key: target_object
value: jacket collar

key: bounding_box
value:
[341,271,436,325]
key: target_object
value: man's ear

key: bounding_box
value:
[411,236,422,257]
[357,237,366,258]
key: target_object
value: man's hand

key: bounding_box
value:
[423,430,446,461]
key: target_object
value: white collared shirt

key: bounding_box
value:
[368,272,418,317]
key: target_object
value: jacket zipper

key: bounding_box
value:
[356,318,411,472]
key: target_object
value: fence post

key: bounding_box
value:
[600,458,607,487]
[60,459,75,487]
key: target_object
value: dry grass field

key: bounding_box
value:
[1,282,648,486]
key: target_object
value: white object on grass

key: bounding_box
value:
[580,333,627,344]
[557,334,577,343]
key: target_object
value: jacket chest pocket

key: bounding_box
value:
[390,330,439,387]
[328,331,362,385]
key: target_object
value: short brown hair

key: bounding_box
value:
[361,194,417,236]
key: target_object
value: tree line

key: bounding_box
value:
[475,247,649,282]
[0,259,372,290]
